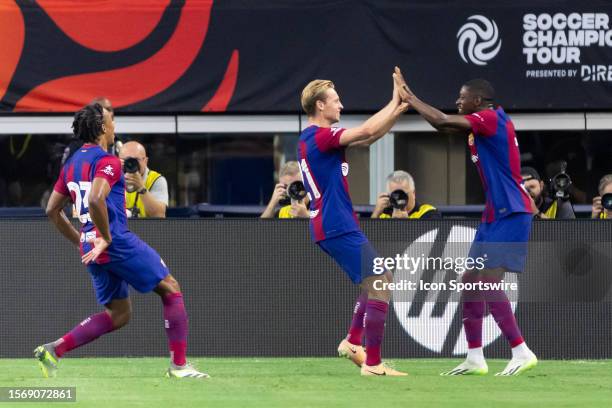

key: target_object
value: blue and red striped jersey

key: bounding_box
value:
[53,143,134,264]
[298,125,360,242]
[465,107,532,222]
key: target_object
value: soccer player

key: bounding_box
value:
[299,73,409,376]
[394,68,538,376]
[35,103,208,379]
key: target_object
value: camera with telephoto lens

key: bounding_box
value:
[287,180,307,201]
[389,189,409,209]
[279,181,307,206]
[123,157,140,174]
[550,161,572,200]
[602,193,612,211]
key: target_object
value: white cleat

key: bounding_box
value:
[440,360,488,376]
[495,352,538,376]
[166,362,210,379]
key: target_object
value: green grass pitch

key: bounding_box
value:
[1,358,611,407]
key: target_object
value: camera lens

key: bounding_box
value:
[389,189,408,209]
[287,180,307,201]
[602,193,612,211]
[123,157,140,174]
[552,172,572,191]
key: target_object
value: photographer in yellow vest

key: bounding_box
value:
[371,170,441,219]
[521,166,575,219]
[261,161,309,219]
[119,141,168,218]
[591,174,612,220]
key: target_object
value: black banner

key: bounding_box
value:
[2,219,611,359]
[1,1,612,113]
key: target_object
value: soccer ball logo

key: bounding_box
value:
[457,15,502,66]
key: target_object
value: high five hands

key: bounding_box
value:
[392,68,411,113]
[393,66,414,104]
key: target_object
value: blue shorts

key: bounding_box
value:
[317,231,379,284]
[87,241,170,305]
[468,212,532,273]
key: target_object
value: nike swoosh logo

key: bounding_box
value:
[365,369,386,376]
[349,347,358,354]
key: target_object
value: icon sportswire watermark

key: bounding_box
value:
[390,226,517,356]
[457,15,502,65]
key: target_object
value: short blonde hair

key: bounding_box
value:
[279,161,300,178]
[301,80,334,116]
[598,174,612,195]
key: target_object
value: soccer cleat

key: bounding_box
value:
[166,362,210,379]
[337,339,366,367]
[34,344,59,378]
[361,362,408,376]
[495,353,538,376]
[440,360,488,376]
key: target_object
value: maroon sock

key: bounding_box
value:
[463,300,485,349]
[462,272,485,349]
[364,299,388,366]
[54,311,115,357]
[485,281,524,347]
[346,291,368,346]
[163,292,189,366]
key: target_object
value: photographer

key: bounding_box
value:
[261,161,309,219]
[119,141,168,218]
[371,170,440,219]
[521,166,575,219]
[591,174,612,219]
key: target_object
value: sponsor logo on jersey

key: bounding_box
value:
[102,165,114,176]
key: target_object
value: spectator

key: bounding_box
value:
[261,161,309,219]
[371,170,441,219]
[119,141,168,218]
[521,166,575,219]
[591,174,612,219]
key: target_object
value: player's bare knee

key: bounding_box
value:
[105,298,132,329]
[112,310,131,328]
[363,275,391,303]
[154,275,181,296]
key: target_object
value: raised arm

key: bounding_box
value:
[394,67,472,135]
[340,73,409,147]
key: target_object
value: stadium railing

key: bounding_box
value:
[0,204,595,218]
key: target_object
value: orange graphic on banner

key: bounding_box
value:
[202,50,239,112]
[14,0,238,112]
[0,1,24,101]
[38,0,170,52]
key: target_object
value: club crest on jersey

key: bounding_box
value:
[102,165,114,176]
[341,162,349,176]
[468,134,474,146]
